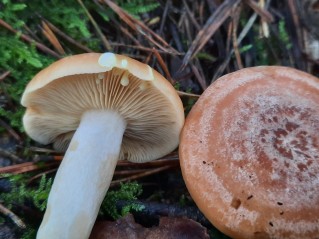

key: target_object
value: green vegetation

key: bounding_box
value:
[100,182,144,219]
[0,174,52,212]
[251,19,292,65]
[0,173,144,237]
[0,1,158,237]
[21,228,37,239]
[278,20,292,49]
[0,0,160,133]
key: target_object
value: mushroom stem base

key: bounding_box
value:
[37,110,126,239]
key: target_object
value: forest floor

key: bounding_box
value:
[0,0,318,238]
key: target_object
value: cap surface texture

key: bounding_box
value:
[180,66,319,239]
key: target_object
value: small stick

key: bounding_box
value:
[211,11,259,82]
[0,118,22,143]
[111,165,176,187]
[144,51,153,65]
[190,63,206,90]
[118,24,142,46]
[0,203,26,229]
[114,169,148,176]
[0,161,60,174]
[0,154,179,174]
[152,48,174,84]
[117,157,179,168]
[0,71,11,82]
[0,19,61,58]
[181,0,241,68]
[27,168,58,184]
[259,0,270,38]
[28,146,59,154]
[159,0,170,35]
[182,0,201,31]
[176,90,200,98]
[43,19,93,53]
[110,42,178,55]
[77,0,112,51]
[41,21,66,55]
[232,5,243,69]
[0,149,24,164]
[244,0,274,22]
[102,0,178,54]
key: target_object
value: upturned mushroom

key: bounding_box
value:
[21,53,184,239]
[180,66,319,239]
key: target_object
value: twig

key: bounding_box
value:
[177,90,200,98]
[211,10,259,82]
[232,4,243,69]
[0,19,61,58]
[152,48,174,84]
[190,62,206,90]
[259,0,270,38]
[102,0,179,54]
[182,0,201,31]
[27,168,58,184]
[0,71,11,82]
[0,161,60,174]
[0,203,26,229]
[0,149,24,164]
[114,169,147,176]
[159,0,171,35]
[41,21,66,55]
[111,165,176,187]
[28,146,59,154]
[169,24,184,53]
[0,118,22,143]
[118,23,142,46]
[287,0,307,70]
[77,0,112,51]
[117,154,179,168]
[110,42,183,55]
[181,0,241,68]
[116,159,179,168]
[244,0,274,22]
[42,19,93,53]
[0,153,179,174]
[226,19,232,53]
[144,51,153,64]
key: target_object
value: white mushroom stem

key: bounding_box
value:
[37,110,126,239]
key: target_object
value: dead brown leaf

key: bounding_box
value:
[90,214,209,239]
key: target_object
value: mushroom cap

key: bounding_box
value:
[179,66,319,239]
[22,53,184,162]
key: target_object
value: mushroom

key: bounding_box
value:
[179,66,319,239]
[21,53,184,239]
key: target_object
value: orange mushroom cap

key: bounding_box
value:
[180,66,319,239]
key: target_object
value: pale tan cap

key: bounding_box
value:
[22,53,184,162]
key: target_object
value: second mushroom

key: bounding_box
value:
[21,53,184,239]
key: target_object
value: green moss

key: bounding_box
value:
[278,20,292,49]
[0,34,54,131]
[0,174,52,211]
[1,173,144,229]
[118,0,160,18]
[0,0,161,133]
[20,228,37,239]
[100,182,144,219]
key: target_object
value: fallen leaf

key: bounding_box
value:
[90,214,209,239]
